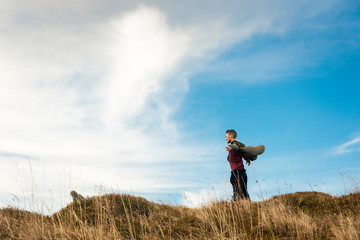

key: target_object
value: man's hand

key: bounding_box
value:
[225,146,232,151]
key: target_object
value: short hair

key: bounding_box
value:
[226,129,237,139]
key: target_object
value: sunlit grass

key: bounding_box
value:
[1,189,359,239]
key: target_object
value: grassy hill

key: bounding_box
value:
[1,191,359,239]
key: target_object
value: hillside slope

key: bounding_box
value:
[1,191,359,239]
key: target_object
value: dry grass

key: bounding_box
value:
[1,191,360,239]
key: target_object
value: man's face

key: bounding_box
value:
[226,133,232,143]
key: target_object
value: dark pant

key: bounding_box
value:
[230,169,250,200]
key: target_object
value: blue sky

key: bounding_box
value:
[0,0,359,212]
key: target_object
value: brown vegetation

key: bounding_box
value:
[1,191,359,239]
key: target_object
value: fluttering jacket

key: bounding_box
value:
[229,140,265,163]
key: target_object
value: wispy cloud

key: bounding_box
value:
[182,186,229,208]
[331,136,360,155]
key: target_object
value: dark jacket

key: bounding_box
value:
[229,140,265,163]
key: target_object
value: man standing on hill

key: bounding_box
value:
[225,129,251,201]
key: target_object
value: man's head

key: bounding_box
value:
[226,129,237,143]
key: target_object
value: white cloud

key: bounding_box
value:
[0,4,189,158]
[181,179,233,208]
[100,7,187,121]
[331,136,360,155]
[182,189,222,208]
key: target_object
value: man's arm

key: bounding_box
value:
[225,143,238,151]
[229,143,239,151]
